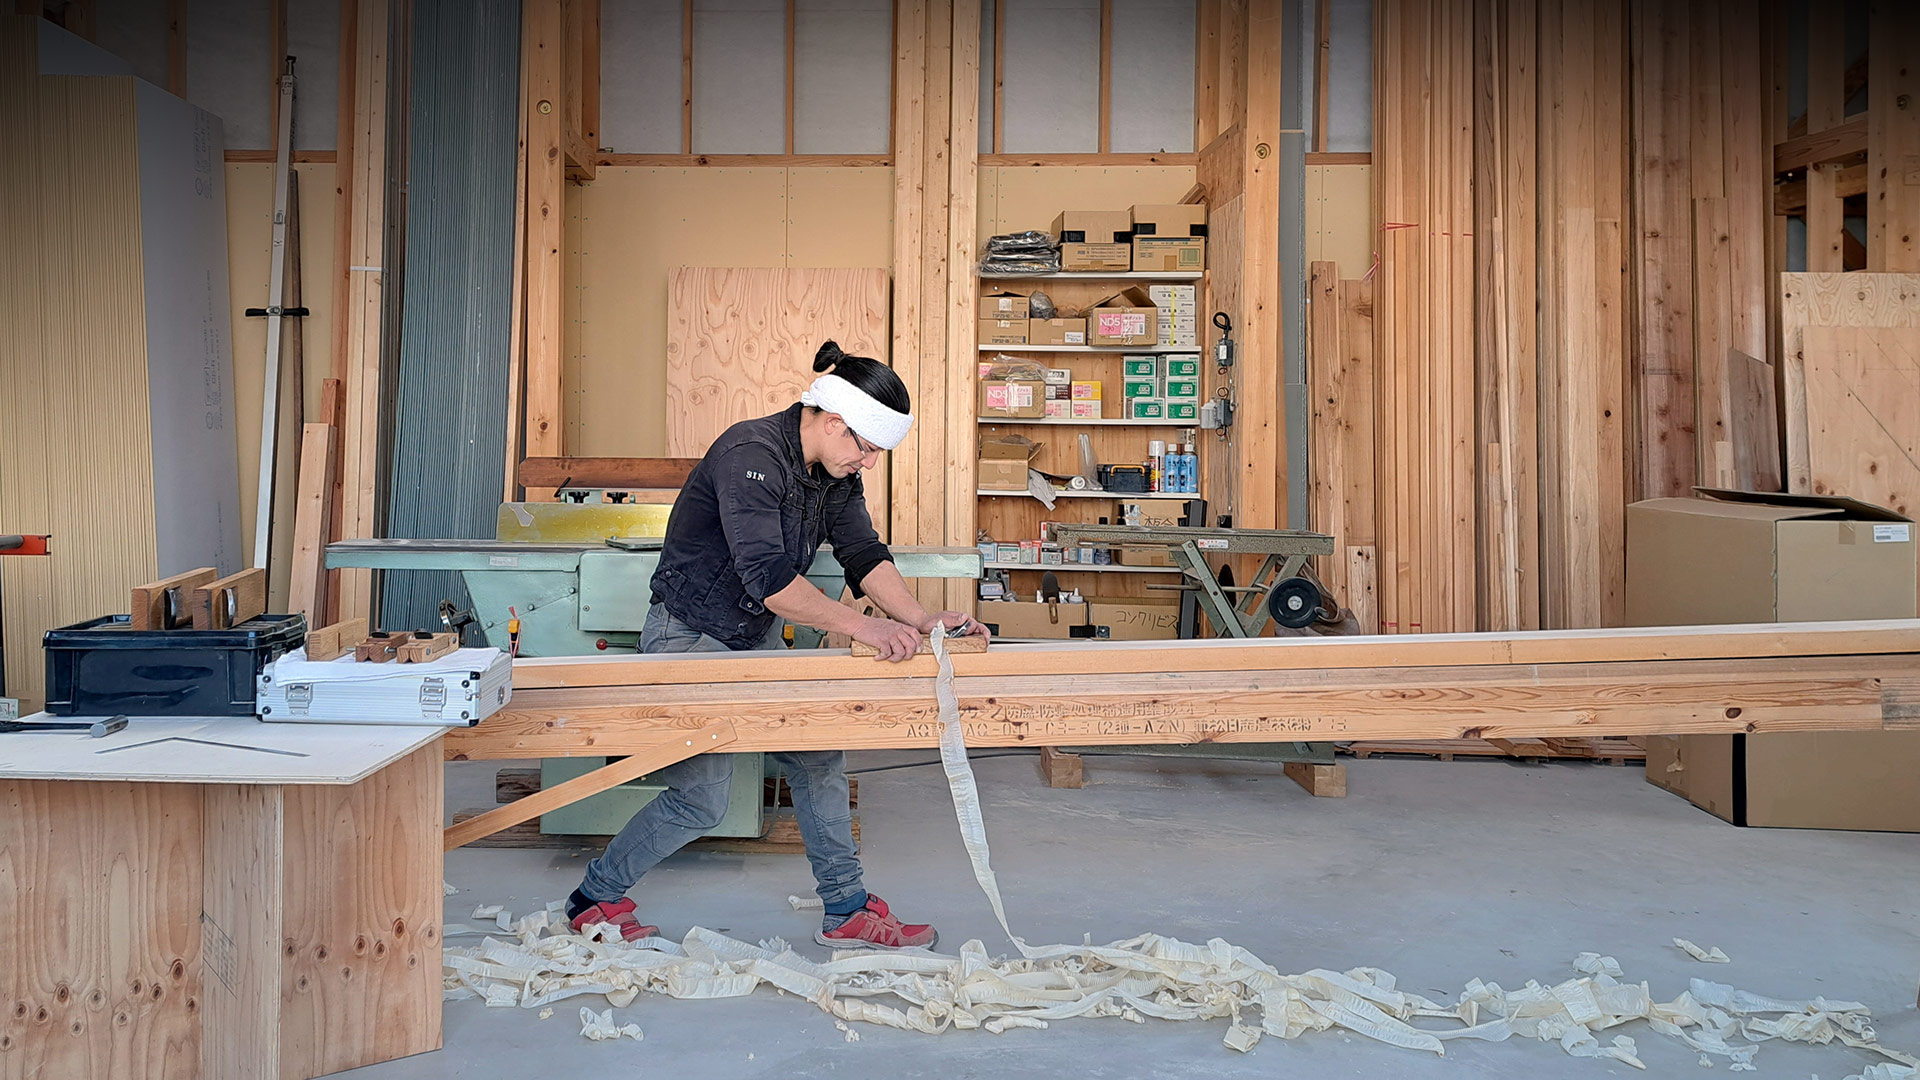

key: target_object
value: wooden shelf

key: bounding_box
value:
[977,271,1205,281]
[976,416,1191,426]
[979,344,1192,354]
[984,561,1178,574]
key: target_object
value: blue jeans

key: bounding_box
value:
[578,603,866,909]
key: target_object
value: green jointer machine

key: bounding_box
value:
[326,497,982,838]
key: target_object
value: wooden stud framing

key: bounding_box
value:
[785,0,796,155]
[335,0,390,623]
[946,0,982,613]
[1238,0,1284,531]
[1195,0,1220,148]
[525,0,565,460]
[888,0,927,548]
[681,0,693,153]
[1868,1,1920,271]
[1313,0,1330,153]
[992,0,1004,154]
[1098,0,1112,154]
[168,0,187,95]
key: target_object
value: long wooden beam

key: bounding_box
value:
[507,621,1920,688]
[446,623,1920,762]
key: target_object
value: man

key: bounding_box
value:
[564,341,988,951]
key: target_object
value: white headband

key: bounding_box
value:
[800,373,914,450]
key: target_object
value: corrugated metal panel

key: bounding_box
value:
[381,0,518,634]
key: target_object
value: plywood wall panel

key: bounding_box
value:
[1801,327,1920,516]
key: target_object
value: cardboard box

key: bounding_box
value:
[1164,377,1200,400]
[1089,287,1160,347]
[1060,243,1132,272]
[1128,398,1165,420]
[1133,237,1206,272]
[978,433,1041,490]
[1071,380,1102,400]
[1029,318,1088,346]
[1071,399,1103,419]
[1128,204,1208,238]
[1629,488,1920,832]
[1121,496,1197,528]
[978,316,1028,345]
[1043,367,1073,385]
[1124,358,1162,377]
[1167,401,1199,421]
[979,379,1045,419]
[1052,209,1133,244]
[1044,399,1070,418]
[980,291,1031,319]
[1123,378,1161,399]
[1165,356,1200,378]
[1088,597,1182,640]
[978,599,1089,640]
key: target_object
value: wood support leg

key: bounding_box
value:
[201,786,285,1080]
[1284,761,1347,798]
[443,722,737,850]
[1038,746,1084,789]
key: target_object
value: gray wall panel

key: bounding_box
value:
[1109,0,1193,153]
[382,0,520,632]
[92,0,167,85]
[187,0,271,149]
[289,0,341,151]
[1325,0,1370,151]
[603,0,686,152]
[1000,0,1100,153]
[795,0,891,153]
[135,83,244,576]
[693,0,786,153]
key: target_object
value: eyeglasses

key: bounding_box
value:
[845,424,882,458]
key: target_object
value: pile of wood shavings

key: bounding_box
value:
[442,907,1916,1076]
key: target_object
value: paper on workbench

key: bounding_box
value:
[264,646,504,683]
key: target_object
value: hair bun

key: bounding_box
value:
[813,340,846,372]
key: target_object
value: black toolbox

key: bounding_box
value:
[43,614,307,717]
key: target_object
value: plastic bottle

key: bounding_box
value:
[1148,439,1165,493]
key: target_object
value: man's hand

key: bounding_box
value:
[918,610,992,643]
[853,615,922,662]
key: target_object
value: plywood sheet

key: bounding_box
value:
[0,780,204,1078]
[1781,273,1920,493]
[665,267,890,456]
[976,165,1197,241]
[1305,163,1372,279]
[279,744,443,1077]
[1802,325,1920,517]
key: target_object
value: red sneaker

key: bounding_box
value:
[569,897,658,942]
[815,895,938,951]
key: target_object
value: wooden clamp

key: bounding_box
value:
[306,617,369,661]
[397,631,458,664]
[355,631,403,662]
[131,567,217,630]
[850,634,990,658]
[191,568,268,630]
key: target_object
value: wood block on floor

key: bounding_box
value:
[1284,761,1347,797]
[1038,746,1084,788]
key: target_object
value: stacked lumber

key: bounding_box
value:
[1344,0,1781,634]
[1343,737,1645,764]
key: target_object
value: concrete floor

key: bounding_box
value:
[347,750,1920,1079]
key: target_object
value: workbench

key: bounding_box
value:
[0,717,447,1079]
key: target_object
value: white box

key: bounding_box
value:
[257,647,513,727]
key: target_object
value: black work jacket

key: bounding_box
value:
[648,403,894,650]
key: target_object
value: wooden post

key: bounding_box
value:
[1868,0,1920,271]
[524,0,566,461]
[336,0,390,623]
[288,423,337,626]
[1238,0,1285,531]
